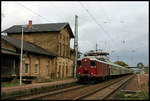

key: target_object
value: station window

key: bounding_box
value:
[63,45,65,56]
[60,43,62,56]
[91,61,96,66]
[46,64,49,75]
[59,43,61,56]
[34,64,39,74]
[60,35,61,40]
[66,65,68,75]
[25,64,29,73]
[77,61,81,67]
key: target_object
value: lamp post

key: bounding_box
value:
[19,21,33,85]
[20,25,24,85]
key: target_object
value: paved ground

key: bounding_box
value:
[2,78,77,94]
[138,74,149,91]
[107,74,149,100]
[123,74,149,92]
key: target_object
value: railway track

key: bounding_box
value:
[4,74,134,100]
[24,74,134,100]
[19,84,88,100]
[76,74,134,100]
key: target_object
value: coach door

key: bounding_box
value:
[97,63,101,76]
[99,62,103,76]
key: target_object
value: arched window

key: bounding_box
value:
[63,44,65,56]
[46,63,49,75]
[25,64,29,73]
[34,64,39,74]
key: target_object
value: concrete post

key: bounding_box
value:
[74,15,78,78]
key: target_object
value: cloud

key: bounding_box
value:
[1,1,148,66]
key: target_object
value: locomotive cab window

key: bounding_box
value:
[83,61,88,67]
[77,61,81,67]
[91,61,96,66]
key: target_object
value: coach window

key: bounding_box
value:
[77,61,81,67]
[91,61,96,67]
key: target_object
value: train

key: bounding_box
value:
[76,56,134,83]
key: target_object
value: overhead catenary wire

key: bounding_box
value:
[14,2,76,33]
[98,4,130,57]
[79,2,121,61]
[14,2,60,34]
[15,2,114,45]
[79,2,116,44]
[79,2,123,62]
[16,2,51,23]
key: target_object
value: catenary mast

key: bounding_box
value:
[74,15,78,78]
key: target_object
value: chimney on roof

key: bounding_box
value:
[28,20,32,30]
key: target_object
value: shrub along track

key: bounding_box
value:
[27,74,134,100]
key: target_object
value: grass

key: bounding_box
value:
[50,76,76,82]
[2,79,26,87]
[143,82,149,99]
[32,76,76,83]
[2,77,76,87]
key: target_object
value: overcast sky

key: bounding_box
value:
[1,1,149,67]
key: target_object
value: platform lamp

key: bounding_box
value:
[19,25,24,85]
[20,20,32,85]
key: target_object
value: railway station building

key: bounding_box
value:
[1,21,75,81]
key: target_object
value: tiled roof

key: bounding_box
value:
[2,23,74,38]
[1,35,56,57]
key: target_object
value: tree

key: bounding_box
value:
[137,62,144,69]
[114,60,129,67]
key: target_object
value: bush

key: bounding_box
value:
[32,77,52,83]
[2,79,25,87]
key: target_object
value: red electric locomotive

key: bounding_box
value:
[76,56,110,82]
[76,50,133,83]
